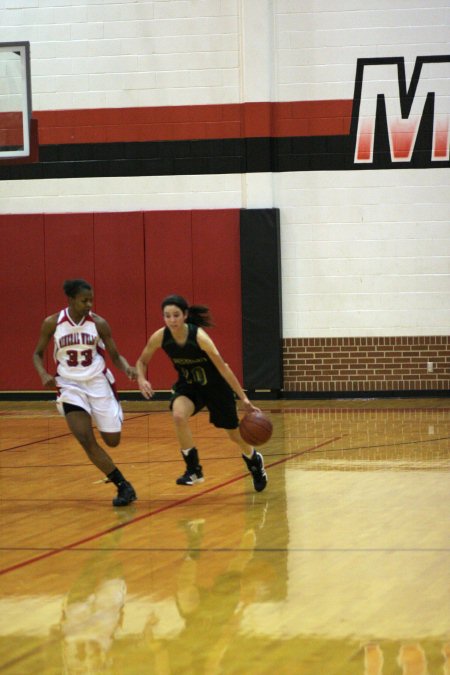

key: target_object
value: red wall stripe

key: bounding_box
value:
[33,101,352,145]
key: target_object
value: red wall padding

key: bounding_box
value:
[93,212,147,389]
[0,209,241,392]
[143,209,242,389]
[144,210,194,389]
[191,210,242,380]
[0,215,46,389]
[43,213,95,315]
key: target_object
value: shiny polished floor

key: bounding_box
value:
[0,397,449,674]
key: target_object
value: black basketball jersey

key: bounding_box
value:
[162,324,225,388]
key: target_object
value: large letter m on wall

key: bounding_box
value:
[352,56,450,164]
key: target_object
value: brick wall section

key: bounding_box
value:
[283,336,450,393]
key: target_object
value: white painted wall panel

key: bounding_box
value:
[0,0,448,340]
[0,174,243,213]
[275,1,450,100]
[277,170,450,336]
[0,1,241,109]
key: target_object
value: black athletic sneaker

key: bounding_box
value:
[242,451,268,492]
[176,448,205,486]
[113,480,137,507]
[176,466,204,486]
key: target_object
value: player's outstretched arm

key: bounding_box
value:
[33,314,58,388]
[95,315,136,380]
[197,329,260,413]
[136,329,164,400]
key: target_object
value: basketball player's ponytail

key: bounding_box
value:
[187,304,214,327]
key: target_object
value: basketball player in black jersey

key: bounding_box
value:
[136,295,267,492]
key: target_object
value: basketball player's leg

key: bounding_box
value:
[204,389,265,491]
[210,392,267,493]
[62,397,136,506]
[64,407,116,474]
[171,395,196,448]
[90,375,124,448]
[100,431,121,447]
[171,393,204,485]
[225,427,252,454]
[208,388,251,454]
[224,425,267,491]
[86,390,136,505]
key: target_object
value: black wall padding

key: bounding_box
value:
[240,209,283,390]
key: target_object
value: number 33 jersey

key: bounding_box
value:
[53,308,106,381]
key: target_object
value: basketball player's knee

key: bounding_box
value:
[172,410,189,428]
[103,435,120,448]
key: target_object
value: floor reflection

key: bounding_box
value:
[59,509,136,673]
[0,400,448,673]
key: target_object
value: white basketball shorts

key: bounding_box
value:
[55,369,123,433]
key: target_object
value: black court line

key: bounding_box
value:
[299,435,450,454]
[2,546,447,553]
[0,642,62,674]
[0,412,151,453]
[267,407,450,414]
[0,435,341,577]
[2,432,449,472]
[120,406,450,415]
[2,405,448,454]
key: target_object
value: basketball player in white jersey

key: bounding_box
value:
[33,279,137,506]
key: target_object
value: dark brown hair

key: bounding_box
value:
[161,294,214,327]
[63,279,92,298]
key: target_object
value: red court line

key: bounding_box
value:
[0,435,341,577]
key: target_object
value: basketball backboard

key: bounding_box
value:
[0,42,32,159]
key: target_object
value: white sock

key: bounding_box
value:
[181,447,194,456]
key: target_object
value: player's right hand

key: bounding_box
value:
[242,399,261,414]
[138,378,154,399]
[41,373,57,388]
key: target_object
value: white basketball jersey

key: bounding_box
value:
[54,309,106,380]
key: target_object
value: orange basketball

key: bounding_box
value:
[239,411,273,446]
